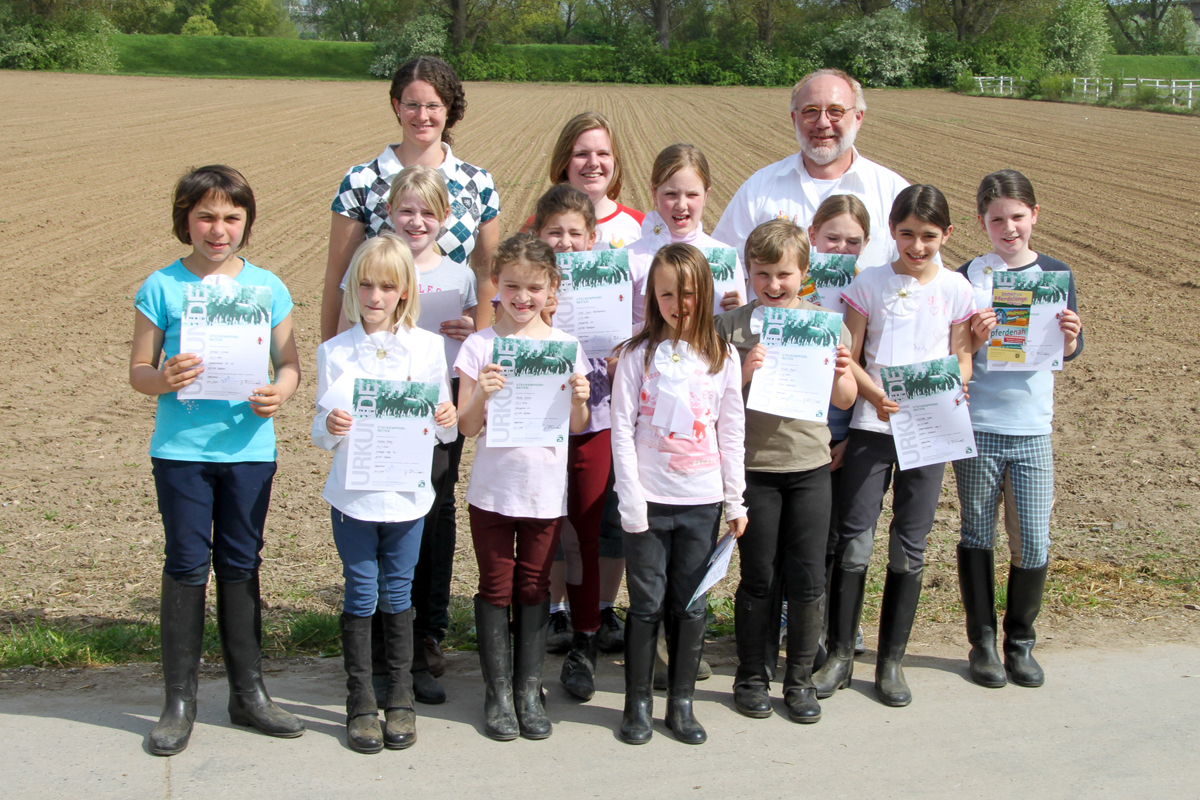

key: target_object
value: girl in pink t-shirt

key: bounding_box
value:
[814,185,975,709]
[610,243,747,746]
[453,234,591,742]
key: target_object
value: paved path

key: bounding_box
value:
[3,644,1198,799]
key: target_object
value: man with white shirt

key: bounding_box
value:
[713,68,910,269]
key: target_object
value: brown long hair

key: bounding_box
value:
[549,112,626,201]
[811,194,871,241]
[389,56,466,146]
[615,243,728,376]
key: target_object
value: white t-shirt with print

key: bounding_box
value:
[840,264,975,434]
[594,204,645,251]
[454,328,588,519]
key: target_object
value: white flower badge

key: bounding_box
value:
[651,339,699,436]
[883,274,921,317]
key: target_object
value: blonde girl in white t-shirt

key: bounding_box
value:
[454,234,591,742]
[610,243,747,745]
[813,185,975,709]
[313,234,458,754]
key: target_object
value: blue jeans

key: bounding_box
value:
[152,458,277,585]
[331,510,424,617]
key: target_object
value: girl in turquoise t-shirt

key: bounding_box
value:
[130,165,304,756]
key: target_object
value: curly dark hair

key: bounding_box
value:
[389,56,467,146]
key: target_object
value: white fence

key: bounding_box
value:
[973,76,1028,96]
[974,75,1200,109]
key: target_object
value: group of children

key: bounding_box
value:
[131,113,1081,755]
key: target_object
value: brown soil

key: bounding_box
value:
[0,74,1196,650]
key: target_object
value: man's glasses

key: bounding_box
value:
[798,105,849,123]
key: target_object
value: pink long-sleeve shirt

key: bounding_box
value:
[609,340,747,533]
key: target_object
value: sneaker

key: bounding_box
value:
[547,609,573,654]
[855,625,865,655]
[596,607,625,653]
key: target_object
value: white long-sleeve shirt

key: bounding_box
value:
[312,323,454,522]
[625,212,747,327]
[712,148,909,270]
[609,340,747,533]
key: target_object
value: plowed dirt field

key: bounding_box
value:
[1,73,1196,643]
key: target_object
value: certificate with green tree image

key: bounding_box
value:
[798,252,857,315]
[880,356,976,471]
[987,271,1070,371]
[746,306,843,421]
[487,337,579,447]
[701,246,740,314]
[555,249,632,356]
[177,283,271,402]
[344,378,440,492]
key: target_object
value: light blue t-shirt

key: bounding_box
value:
[134,259,294,462]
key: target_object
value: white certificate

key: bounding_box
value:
[486,337,578,447]
[344,378,439,492]
[177,283,271,402]
[688,531,736,608]
[555,249,632,358]
[799,251,858,315]
[701,246,740,314]
[880,356,977,471]
[746,306,842,422]
[416,289,464,366]
[987,271,1069,371]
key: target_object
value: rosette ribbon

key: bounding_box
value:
[651,339,698,437]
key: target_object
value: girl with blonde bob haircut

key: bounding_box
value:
[315,230,458,754]
[343,233,422,331]
[610,243,747,745]
[388,166,451,247]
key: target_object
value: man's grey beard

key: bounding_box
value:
[798,124,858,166]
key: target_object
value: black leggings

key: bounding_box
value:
[738,467,831,606]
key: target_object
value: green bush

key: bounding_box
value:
[1044,0,1111,76]
[370,14,448,79]
[1133,81,1161,106]
[828,8,927,87]
[1038,72,1073,101]
[181,14,219,36]
[0,11,120,72]
[954,69,978,94]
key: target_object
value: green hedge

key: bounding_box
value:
[1099,54,1200,80]
[112,33,374,78]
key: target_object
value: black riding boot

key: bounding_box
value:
[874,569,923,707]
[812,566,866,698]
[382,607,417,749]
[411,627,447,705]
[957,545,1006,688]
[1004,563,1048,687]
[782,599,823,723]
[149,574,206,756]
[341,612,383,753]
[217,574,305,738]
[474,596,518,741]
[620,616,657,744]
[813,555,835,671]
[560,630,599,701]
[733,588,774,718]
[664,614,707,744]
[513,599,552,739]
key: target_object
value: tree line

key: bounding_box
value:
[3,0,1199,83]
